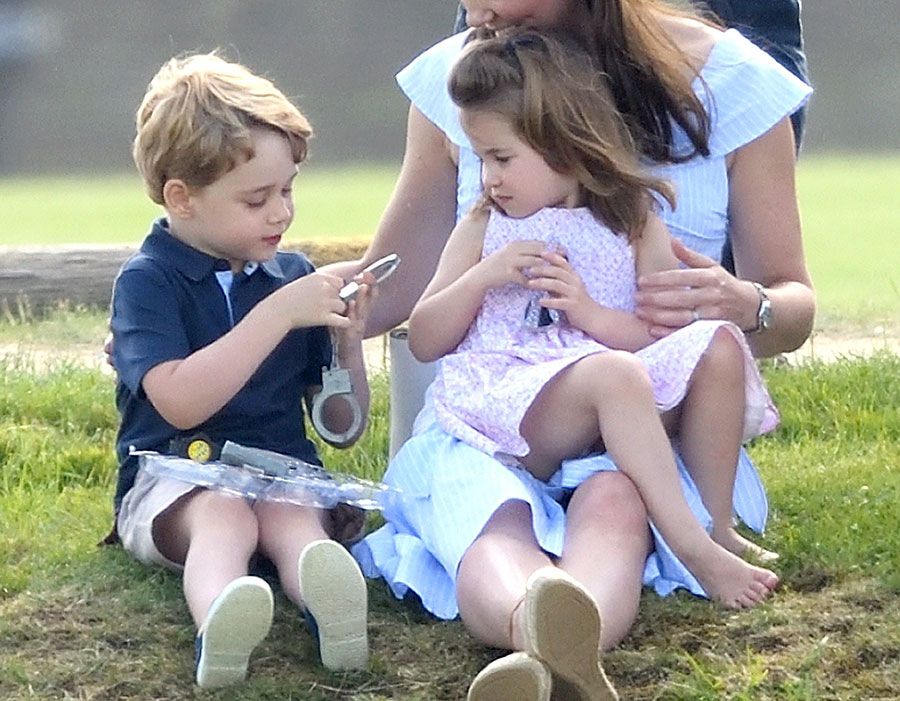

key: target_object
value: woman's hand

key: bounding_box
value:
[635,238,759,337]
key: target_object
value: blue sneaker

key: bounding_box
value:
[195,576,274,688]
[299,540,368,670]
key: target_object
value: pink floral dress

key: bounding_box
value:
[432,207,778,462]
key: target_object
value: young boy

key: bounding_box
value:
[110,52,373,688]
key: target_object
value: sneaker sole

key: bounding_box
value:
[524,569,618,701]
[467,652,551,701]
[196,576,274,689]
[300,540,369,670]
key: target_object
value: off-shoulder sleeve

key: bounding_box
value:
[396,31,470,147]
[698,29,812,156]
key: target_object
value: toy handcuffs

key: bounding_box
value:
[309,254,400,444]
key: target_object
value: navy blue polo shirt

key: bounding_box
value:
[110,218,331,510]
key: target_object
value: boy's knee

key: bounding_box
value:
[192,491,259,536]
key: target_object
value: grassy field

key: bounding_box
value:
[0,351,897,700]
[1,154,898,329]
[0,155,898,698]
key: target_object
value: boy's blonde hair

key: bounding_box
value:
[133,52,312,204]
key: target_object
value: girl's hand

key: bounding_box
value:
[471,240,547,291]
[527,250,598,331]
[635,239,758,337]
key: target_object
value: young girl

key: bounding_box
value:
[408,28,780,610]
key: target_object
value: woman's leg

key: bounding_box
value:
[456,474,650,651]
[676,328,778,560]
[153,489,260,628]
[456,500,554,650]
[520,351,777,608]
[558,471,651,650]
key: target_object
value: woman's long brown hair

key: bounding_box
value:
[571,0,717,163]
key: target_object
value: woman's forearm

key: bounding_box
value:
[359,106,459,337]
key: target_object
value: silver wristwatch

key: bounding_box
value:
[750,282,772,333]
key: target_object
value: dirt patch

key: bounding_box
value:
[0,327,896,374]
[782,328,899,364]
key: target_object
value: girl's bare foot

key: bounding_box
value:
[713,525,779,563]
[686,544,779,609]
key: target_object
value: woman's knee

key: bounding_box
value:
[571,471,649,532]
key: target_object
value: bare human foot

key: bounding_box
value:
[712,525,780,564]
[684,542,779,609]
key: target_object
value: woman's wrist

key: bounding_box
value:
[747,282,773,334]
[738,279,766,333]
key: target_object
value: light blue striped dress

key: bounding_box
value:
[353,28,812,620]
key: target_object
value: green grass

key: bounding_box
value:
[795,154,900,327]
[2,155,899,328]
[1,349,898,700]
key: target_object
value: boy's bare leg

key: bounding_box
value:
[254,500,331,605]
[153,489,260,628]
[676,329,779,561]
[520,351,777,608]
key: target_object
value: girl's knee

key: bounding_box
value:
[703,328,744,377]
[586,351,653,396]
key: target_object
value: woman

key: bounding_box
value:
[348,1,814,698]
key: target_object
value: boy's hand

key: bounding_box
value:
[333,271,377,351]
[267,272,349,330]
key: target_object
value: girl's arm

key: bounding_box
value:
[407,207,489,362]
[143,272,348,430]
[635,118,815,356]
[326,106,459,338]
[408,207,548,362]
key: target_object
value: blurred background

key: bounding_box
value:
[1,0,897,176]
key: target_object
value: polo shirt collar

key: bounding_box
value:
[142,218,285,281]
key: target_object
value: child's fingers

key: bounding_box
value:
[324,312,352,328]
[541,251,572,270]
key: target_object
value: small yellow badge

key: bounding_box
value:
[186,438,213,463]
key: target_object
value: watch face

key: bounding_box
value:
[759,299,773,330]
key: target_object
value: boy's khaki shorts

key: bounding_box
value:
[117,468,199,572]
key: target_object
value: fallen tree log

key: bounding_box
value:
[0,240,370,316]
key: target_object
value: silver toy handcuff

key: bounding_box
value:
[523,239,566,332]
[310,254,400,443]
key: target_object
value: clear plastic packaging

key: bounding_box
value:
[134,441,399,511]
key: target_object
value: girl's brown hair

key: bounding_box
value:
[571,0,717,163]
[450,27,675,241]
